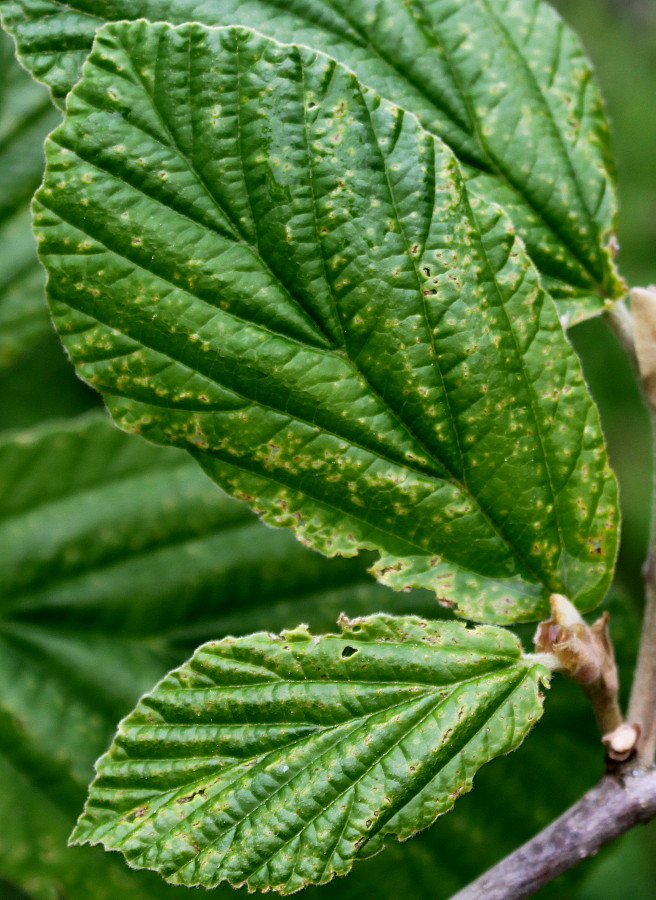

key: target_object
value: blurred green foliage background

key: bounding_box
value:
[0,0,655,897]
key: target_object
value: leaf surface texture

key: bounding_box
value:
[72,615,548,893]
[35,23,619,622]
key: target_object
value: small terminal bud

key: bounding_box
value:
[602,723,641,762]
[550,593,586,628]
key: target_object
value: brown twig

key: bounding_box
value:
[628,553,656,765]
[626,286,656,765]
[448,767,656,900]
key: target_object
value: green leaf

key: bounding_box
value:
[35,22,619,623]
[0,209,51,371]
[1,0,624,316]
[0,31,59,370]
[71,614,549,893]
[0,412,438,898]
[0,330,101,432]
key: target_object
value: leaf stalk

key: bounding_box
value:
[534,594,627,753]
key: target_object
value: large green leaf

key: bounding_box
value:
[0,0,624,316]
[72,615,549,893]
[0,30,59,370]
[34,22,619,624]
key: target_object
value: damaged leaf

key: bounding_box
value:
[71,615,549,893]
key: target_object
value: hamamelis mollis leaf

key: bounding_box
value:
[71,615,549,893]
[1,0,624,317]
[34,22,619,624]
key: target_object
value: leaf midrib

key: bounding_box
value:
[298,54,347,347]
[360,669,530,850]
[133,666,518,695]
[39,174,458,486]
[360,88,467,484]
[465,196,566,589]
[47,124,470,494]
[214,670,529,885]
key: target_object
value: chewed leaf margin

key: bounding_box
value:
[71,614,551,894]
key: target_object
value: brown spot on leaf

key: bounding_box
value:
[125,806,148,821]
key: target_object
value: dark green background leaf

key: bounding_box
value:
[0,210,51,371]
[35,22,618,623]
[0,0,624,316]
[0,330,99,433]
[0,30,59,370]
